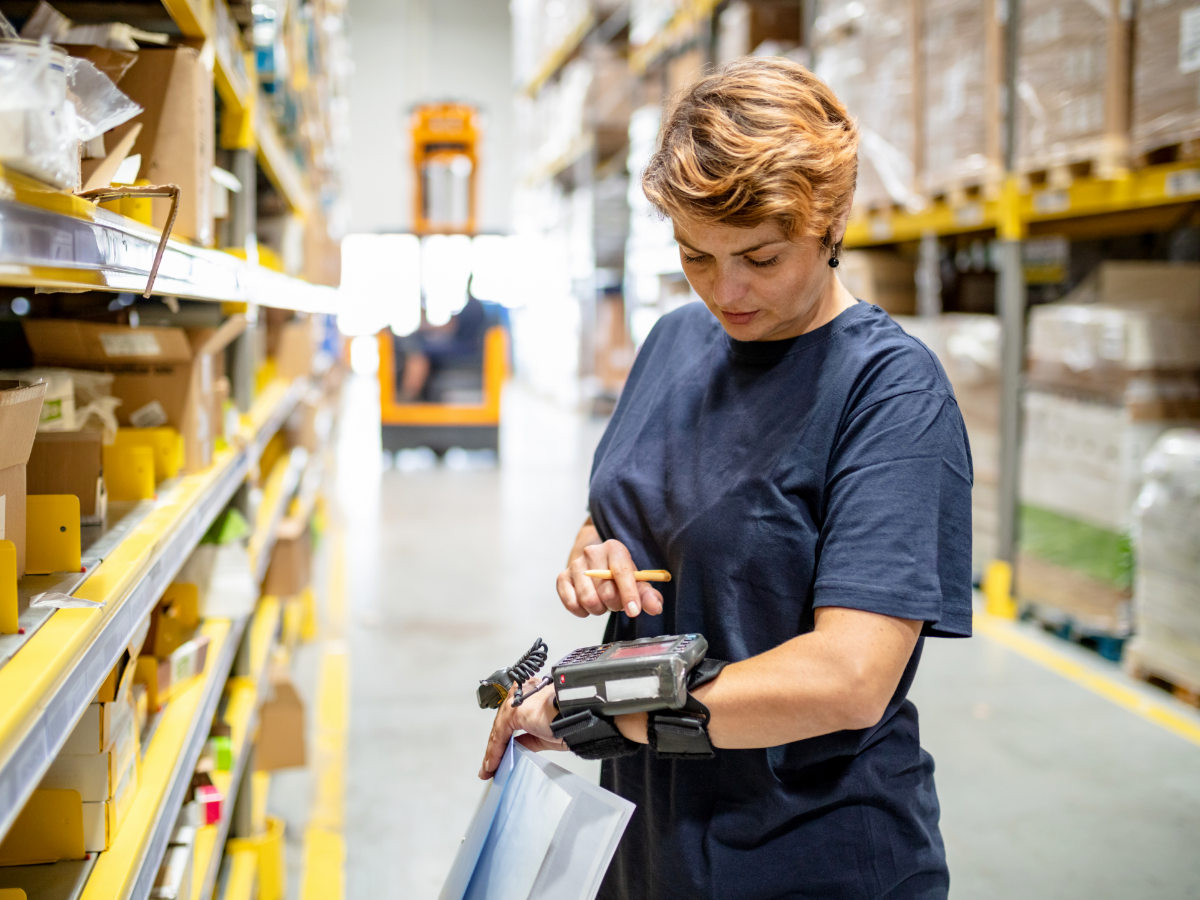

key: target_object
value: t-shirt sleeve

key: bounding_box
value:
[813,389,974,637]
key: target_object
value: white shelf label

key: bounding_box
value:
[99,332,161,357]
[1033,190,1071,215]
[1166,168,1200,197]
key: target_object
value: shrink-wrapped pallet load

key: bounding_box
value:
[920,0,1003,199]
[895,314,1000,574]
[814,0,921,212]
[1014,0,1130,178]
[1128,430,1200,695]
[1131,0,1200,158]
[1019,263,1200,640]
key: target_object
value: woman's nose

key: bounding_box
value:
[712,267,749,307]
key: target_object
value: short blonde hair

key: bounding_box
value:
[642,57,858,247]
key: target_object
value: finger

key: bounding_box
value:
[556,570,588,618]
[516,732,567,753]
[638,584,664,616]
[594,578,625,613]
[570,558,608,616]
[479,709,516,779]
[605,541,642,617]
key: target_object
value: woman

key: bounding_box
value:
[480,57,972,900]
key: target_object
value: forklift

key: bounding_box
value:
[378,103,509,456]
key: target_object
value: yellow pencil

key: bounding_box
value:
[584,569,672,582]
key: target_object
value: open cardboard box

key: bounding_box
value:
[22,317,246,474]
[0,382,48,578]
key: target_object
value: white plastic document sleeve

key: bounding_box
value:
[440,737,635,900]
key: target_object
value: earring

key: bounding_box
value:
[828,255,840,268]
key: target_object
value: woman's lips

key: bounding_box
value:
[722,309,759,325]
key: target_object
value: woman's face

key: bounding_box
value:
[674,217,841,342]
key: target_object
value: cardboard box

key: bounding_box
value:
[147,583,201,659]
[82,752,138,852]
[262,519,311,598]
[0,382,48,579]
[22,318,245,474]
[27,431,106,523]
[42,711,139,802]
[62,696,136,755]
[838,251,917,315]
[105,48,215,245]
[274,319,313,380]
[152,843,194,900]
[255,675,306,771]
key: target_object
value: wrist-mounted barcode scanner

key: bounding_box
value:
[478,634,726,760]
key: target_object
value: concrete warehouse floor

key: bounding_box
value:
[326,374,1200,900]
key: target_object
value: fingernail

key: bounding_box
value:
[626,602,639,616]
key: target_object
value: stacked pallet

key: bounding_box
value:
[813,0,922,212]
[896,313,1001,575]
[1132,0,1200,162]
[1020,263,1200,645]
[1127,430,1200,702]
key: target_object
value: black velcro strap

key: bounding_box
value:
[551,709,640,760]
[687,658,727,691]
[647,712,714,760]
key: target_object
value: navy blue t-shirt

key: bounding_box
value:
[588,301,973,900]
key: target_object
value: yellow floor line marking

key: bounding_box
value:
[300,520,349,900]
[974,612,1200,747]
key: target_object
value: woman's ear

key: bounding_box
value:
[829,201,853,248]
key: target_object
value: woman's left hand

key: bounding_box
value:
[478,681,564,780]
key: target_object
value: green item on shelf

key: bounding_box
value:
[202,508,252,545]
[207,735,233,771]
[1020,505,1133,589]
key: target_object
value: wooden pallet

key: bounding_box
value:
[1134,140,1200,168]
[1124,648,1200,710]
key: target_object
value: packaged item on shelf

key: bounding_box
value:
[0,39,77,189]
[103,47,214,245]
[895,313,1001,571]
[1131,0,1200,156]
[256,668,306,771]
[62,692,136,754]
[0,381,47,578]
[262,518,311,598]
[24,494,81,575]
[813,0,920,212]
[82,748,138,852]
[20,0,169,51]
[152,842,194,900]
[1014,0,1130,176]
[0,789,84,866]
[921,0,1003,197]
[838,250,917,315]
[21,317,245,474]
[27,431,106,524]
[286,390,331,453]
[41,705,139,802]
[136,633,209,709]
[0,368,121,439]
[274,318,315,381]
[192,773,222,825]
[1128,430,1200,689]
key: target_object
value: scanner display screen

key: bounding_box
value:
[608,640,675,659]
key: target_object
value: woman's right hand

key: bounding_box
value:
[557,537,664,619]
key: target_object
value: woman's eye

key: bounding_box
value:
[748,256,780,269]
[682,253,708,265]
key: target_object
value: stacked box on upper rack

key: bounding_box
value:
[1131,0,1200,159]
[1127,430,1200,693]
[920,0,1003,199]
[813,0,922,212]
[895,313,1001,575]
[1020,262,1200,636]
[1014,0,1131,178]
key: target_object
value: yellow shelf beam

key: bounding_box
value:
[844,161,1200,248]
[80,620,232,900]
[0,381,302,848]
[520,11,596,98]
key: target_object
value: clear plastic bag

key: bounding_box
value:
[66,54,140,141]
[0,38,76,187]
